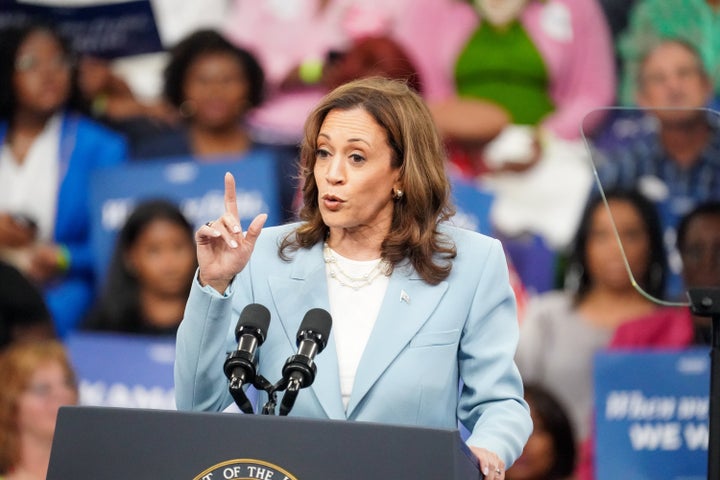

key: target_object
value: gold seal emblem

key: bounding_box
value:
[194,458,299,480]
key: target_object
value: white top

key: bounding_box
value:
[0,114,61,242]
[325,247,389,411]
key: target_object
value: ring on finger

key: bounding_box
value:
[495,468,502,475]
[205,221,214,227]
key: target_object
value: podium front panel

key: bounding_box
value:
[48,406,482,479]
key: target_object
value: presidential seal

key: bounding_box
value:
[194,459,299,480]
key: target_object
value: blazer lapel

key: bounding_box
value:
[267,243,345,420]
[346,265,448,417]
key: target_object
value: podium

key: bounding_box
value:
[47,406,482,479]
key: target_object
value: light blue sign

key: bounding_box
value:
[65,332,176,410]
[89,154,282,287]
[595,349,710,480]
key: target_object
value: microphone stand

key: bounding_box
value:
[225,373,275,415]
[254,376,280,415]
[227,376,254,414]
[258,376,301,416]
[225,365,308,416]
[686,287,719,480]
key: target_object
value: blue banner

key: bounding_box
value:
[0,0,162,58]
[89,153,282,287]
[65,331,176,410]
[595,349,709,480]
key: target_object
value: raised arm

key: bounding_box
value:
[175,172,268,412]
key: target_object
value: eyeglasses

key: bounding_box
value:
[15,53,74,74]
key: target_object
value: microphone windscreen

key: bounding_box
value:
[235,303,271,339]
[297,308,332,345]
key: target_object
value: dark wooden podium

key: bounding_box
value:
[47,406,482,479]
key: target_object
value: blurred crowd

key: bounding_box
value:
[0,0,719,479]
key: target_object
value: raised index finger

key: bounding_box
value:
[224,171,240,219]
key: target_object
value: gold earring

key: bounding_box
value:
[392,188,404,200]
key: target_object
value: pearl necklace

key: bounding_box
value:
[323,242,390,290]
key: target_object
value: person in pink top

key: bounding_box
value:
[424,0,618,290]
[426,0,616,146]
[221,0,435,146]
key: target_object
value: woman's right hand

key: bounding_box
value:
[195,172,267,294]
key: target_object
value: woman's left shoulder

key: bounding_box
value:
[440,223,499,254]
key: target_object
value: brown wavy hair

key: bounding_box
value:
[280,77,456,285]
[0,340,78,474]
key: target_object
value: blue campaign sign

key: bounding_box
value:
[0,0,162,59]
[595,349,710,480]
[65,331,176,410]
[89,153,282,287]
[449,176,494,235]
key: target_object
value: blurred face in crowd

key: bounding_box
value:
[17,360,78,443]
[637,41,713,125]
[125,218,196,298]
[182,52,251,130]
[13,29,71,116]
[680,213,720,288]
[314,107,400,243]
[585,199,651,292]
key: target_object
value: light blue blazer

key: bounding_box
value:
[175,223,532,466]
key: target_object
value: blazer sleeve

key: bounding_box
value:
[174,271,250,412]
[458,239,532,466]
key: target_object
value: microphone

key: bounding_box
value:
[223,303,271,414]
[279,308,332,416]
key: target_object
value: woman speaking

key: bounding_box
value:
[174,77,531,479]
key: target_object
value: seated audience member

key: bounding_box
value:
[132,29,297,220]
[132,29,264,161]
[593,39,720,297]
[427,0,615,254]
[515,189,667,442]
[0,23,128,337]
[616,0,720,107]
[320,36,422,95]
[83,199,197,336]
[0,339,79,480]
[0,261,55,350]
[506,383,577,480]
[221,0,435,145]
[76,55,179,149]
[610,200,720,348]
[574,200,720,480]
